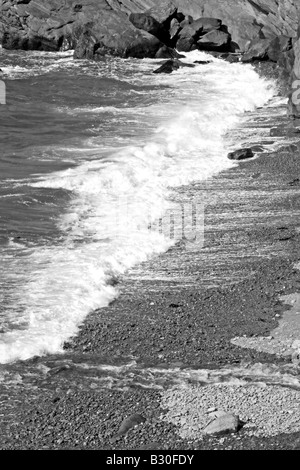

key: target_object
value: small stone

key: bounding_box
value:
[203,413,241,436]
[207,407,217,413]
[117,413,146,436]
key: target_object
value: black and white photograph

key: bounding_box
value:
[1,0,300,455]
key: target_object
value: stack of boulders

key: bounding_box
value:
[1,0,300,117]
[0,0,298,62]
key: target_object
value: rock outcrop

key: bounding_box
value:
[153,58,195,74]
[288,25,300,118]
[228,148,255,160]
[1,0,300,57]
[1,0,300,118]
[242,36,293,63]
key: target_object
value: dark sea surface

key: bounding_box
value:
[0,48,277,364]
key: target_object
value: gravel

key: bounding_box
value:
[161,382,300,440]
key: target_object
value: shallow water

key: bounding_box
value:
[0,48,276,364]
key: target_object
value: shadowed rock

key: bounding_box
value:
[176,17,223,52]
[155,45,185,59]
[153,59,195,73]
[129,12,170,44]
[73,14,163,59]
[197,30,231,52]
[193,60,211,64]
[242,36,293,63]
[219,52,241,63]
[228,148,254,160]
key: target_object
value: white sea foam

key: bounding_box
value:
[0,52,276,363]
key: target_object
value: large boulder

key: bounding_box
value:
[228,148,254,160]
[242,37,273,62]
[73,15,163,59]
[1,0,300,59]
[195,17,222,34]
[267,35,293,62]
[172,0,300,52]
[129,12,170,44]
[242,35,293,63]
[176,17,223,52]
[176,20,203,51]
[197,30,231,52]
[154,45,185,59]
[0,0,79,51]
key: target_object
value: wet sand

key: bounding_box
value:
[2,68,300,451]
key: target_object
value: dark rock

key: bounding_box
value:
[219,52,241,63]
[1,0,300,57]
[153,59,180,74]
[176,18,225,52]
[2,31,60,51]
[197,30,231,52]
[195,17,222,34]
[176,23,200,52]
[117,413,146,435]
[153,59,195,74]
[278,48,295,80]
[129,12,170,44]
[172,0,300,52]
[176,17,224,52]
[73,15,163,60]
[267,35,293,62]
[155,45,185,59]
[288,178,300,186]
[146,1,178,27]
[242,35,293,63]
[242,38,272,62]
[193,60,211,64]
[227,148,254,160]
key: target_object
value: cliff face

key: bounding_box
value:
[1,0,300,114]
[173,0,300,50]
[288,23,300,117]
[1,0,299,53]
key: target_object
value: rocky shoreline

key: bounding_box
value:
[1,1,300,113]
[1,63,300,450]
[2,0,300,452]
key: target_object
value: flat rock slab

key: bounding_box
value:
[203,412,241,436]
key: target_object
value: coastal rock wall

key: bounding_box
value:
[1,0,300,114]
[1,0,300,54]
[288,13,300,118]
[173,0,300,50]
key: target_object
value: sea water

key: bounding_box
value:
[0,49,276,364]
